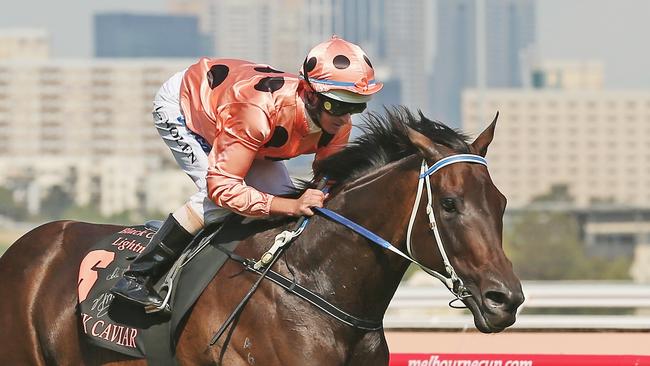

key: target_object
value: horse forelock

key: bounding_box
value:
[314,107,471,189]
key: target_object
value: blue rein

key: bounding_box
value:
[315,154,487,260]
[313,208,393,251]
[313,153,488,304]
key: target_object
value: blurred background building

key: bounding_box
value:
[0,52,194,216]
[463,84,650,208]
[2,0,650,283]
[431,0,536,126]
[94,13,210,58]
[0,28,49,60]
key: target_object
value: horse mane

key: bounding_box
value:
[314,107,471,187]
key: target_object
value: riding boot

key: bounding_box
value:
[110,214,194,309]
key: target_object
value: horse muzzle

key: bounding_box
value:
[464,283,525,333]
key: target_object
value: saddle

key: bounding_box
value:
[77,211,384,364]
[76,215,275,363]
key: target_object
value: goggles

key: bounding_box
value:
[318,95,367,116]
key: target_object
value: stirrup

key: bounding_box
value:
[144,301,171,315]
[144,245,192,314]
[144,276,173,314]
[143,220,219,314]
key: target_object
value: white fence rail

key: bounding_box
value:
[385,281,650,330]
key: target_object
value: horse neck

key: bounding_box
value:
[288,156,421,320]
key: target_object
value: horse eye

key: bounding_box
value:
[440,198,457,213]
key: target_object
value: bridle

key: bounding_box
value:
[314,153,488,307]
[406,154,488,306]
[209,153,490,345]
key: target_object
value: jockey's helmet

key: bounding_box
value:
[300,36,383,105]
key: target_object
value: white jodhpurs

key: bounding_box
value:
[152,70,294,230]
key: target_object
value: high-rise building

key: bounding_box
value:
[531,61,604,90]
[167,0,212,33]
[383,0,433,115]
[168,0,303,70]
[269,0,303,71]
[301,0,343,55]
[209,0,272,61]
[433,0,536,127]
[339,0,387,60]
[0,58,194,215]
[462,88,650,209]
[0,28,49,60]
[432,0,477,126]
[484,0,536,87]
[165,0,400,111]
[94,13,208,58]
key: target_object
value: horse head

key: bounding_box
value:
[405,111,524,332]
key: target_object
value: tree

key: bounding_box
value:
[40,185,74,219]
[0,187,28,220]
[504,210,630,280]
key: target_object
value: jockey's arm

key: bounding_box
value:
[207,142,325,217]
[207,104,323,217]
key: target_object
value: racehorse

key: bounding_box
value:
[0,108,523,365]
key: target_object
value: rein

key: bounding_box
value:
[209,177,329,347]
[408,154,487,304]
[316,154,487,307]
[208,154,488,347]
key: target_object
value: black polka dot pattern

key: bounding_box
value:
[207,64,229,89]
[363,55,373,68]
[264,126,289,147]
[318,132,334,148]
[254,66,284,74]
[333,55,350,69]
[254,77,285,93]
[305,57,317,73]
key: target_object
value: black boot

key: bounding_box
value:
[111,214,194,309]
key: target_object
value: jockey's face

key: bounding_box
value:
[315,94,364,134]
[319,110,352,134]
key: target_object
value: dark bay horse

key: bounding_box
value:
[0,109,523,365]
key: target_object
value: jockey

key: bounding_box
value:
[111,36,383,310]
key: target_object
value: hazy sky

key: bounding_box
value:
[1,0,649,88]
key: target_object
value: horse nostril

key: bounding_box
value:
[484,288,524,313]
[485,290,509,309]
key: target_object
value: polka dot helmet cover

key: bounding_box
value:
[301,35,383,103]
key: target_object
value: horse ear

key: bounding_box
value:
[471,111,499,157]
[406,126,445,162]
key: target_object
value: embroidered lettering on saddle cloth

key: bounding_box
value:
[77,226,156,358]
[76,222,242,360]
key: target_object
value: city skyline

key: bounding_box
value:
[2,1,650,282]
[1,0,649,89]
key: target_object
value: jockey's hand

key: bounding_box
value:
[293,189,327,216]
[268,189,328,217]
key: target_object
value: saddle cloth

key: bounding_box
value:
[77,221,241,362]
